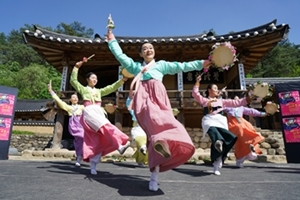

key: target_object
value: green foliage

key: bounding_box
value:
[55,21,94,38]
[12,130,34,135]
[248,40,300,77]
[15,64,61,99]
[0,21,95,99]
[0,64,17,87]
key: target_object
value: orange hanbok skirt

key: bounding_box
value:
[227,116,265,160]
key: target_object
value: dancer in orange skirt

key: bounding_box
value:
[223,96,267,168]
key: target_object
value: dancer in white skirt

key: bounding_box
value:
[192,74,252,175]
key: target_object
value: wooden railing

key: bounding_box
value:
[115,89,248,110]
[60,89,248,110]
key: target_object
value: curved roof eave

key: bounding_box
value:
[23,19,289,45]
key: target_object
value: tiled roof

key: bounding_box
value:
[15,99,52,112]
[22,19,290,75]
[23,19,289,44]
[245,77,300,86]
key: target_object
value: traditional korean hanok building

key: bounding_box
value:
[22,19,289,148]
[13,99,54,134]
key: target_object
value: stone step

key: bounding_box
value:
[15,148,287,163]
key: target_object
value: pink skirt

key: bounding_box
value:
[133,79,195,172]
[80,106,129,162]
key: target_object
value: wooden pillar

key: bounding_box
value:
[177,110,185,126]
[238,63,246,90]
[52,111,65,149]
[115,111,123,131]
[60,65,69,92]
[115,66,124,130]
[177,72,185,125]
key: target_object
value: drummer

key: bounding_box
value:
[192,74,252,175]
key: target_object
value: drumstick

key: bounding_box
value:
[82,54,95,62]
[87,54,95,60]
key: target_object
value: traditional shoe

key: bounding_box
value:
[149,180,159,191]
[215,140,223,153]
[250,144,255,153]
[137,162,147,168]
[118,141,130,155]
[214,170,221,176]
[154,141,171,158]
[90,169,97,175]
[75,162,81,167]
[236,161,244,168]
[213,165,221,176]
[140,146,147,155]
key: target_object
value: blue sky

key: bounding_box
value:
[1,0,299,44]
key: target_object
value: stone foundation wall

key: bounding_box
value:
[10,127,285,156]
[10,135,53,153]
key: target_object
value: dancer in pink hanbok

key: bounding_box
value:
[192,74,252,175]
[106,28,211,191]
[48,81,84,167]
[70,61,130,175]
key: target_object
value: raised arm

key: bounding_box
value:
[222,95,252,107]
[243,107,267,117]
[192,75,209,106]
[107,30,140,75]
[48,80,72,113]
[99,78,127,97]
[70,61,86,95]
[159,60,211,75]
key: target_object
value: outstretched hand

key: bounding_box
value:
[106,29,115,41]
[196,73,203,82]
[75,61,84,68]
[203,60,211,71]
[262,112,269,117]
[218,86,227,96]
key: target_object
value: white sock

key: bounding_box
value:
[90,162,97,175]
[246,152,257,160]
[213,156,222,175]
[90,154,101,175]
[217,156,222,168]
[236,156,246,168]
[76,155,82,163]
[213,165,221,175]
[149,166,159,191]
[90,154,101,163]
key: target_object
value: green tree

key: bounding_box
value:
[0,64,17,87]
[0,21,94,99]
[55,21,94,38]
[14,64,61,99]
[248,40,300,77]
